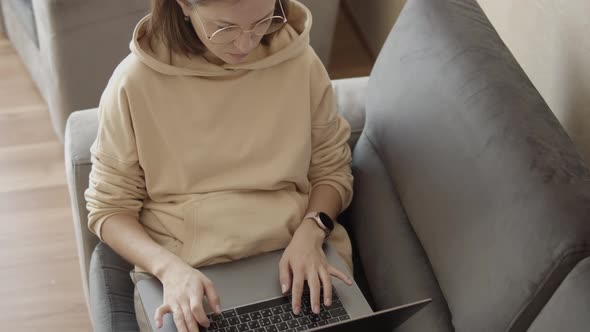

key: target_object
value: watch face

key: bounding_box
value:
[318,212,334,231]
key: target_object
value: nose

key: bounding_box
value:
[233,31,257,54]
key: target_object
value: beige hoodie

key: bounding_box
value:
[85,0,354,273]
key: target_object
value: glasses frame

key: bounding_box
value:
[192,0,288,44]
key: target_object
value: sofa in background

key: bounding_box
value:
[0,1,5,34]
[3,0,340,142]
[65,0,590,330]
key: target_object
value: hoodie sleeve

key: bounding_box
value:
[84,73,147,241]
[308,55,354,213]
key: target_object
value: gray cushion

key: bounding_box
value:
[350,134,454,332]
[528,257,590,332]
[6,0,38,47]
[89,241,138,332]
[359,0,590,331]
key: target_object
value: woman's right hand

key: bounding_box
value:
[154,261,222,332]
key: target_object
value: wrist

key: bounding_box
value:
[296,218,326,244]
[152,248,186,281]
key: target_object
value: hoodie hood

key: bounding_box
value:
[130,0,312,77]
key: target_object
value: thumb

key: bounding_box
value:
[154,303,171,328]
[279,258,291,294]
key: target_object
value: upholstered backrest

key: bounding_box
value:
[351,0,590,331]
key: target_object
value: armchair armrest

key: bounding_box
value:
[64,108,99,313]
[332,76,369,151]
[528,257,590,332]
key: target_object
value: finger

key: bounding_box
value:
[189,296,210,329]
[291,270,304,315]
[154,303,172,329]
[279,258,291,294]
[203,279,222,314]
[328,265,353,285]
[182,303,201,332]
[308,272,321,314]
[172,305,189,332]
[319,268,333,307]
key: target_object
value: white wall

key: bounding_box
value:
[476,0,590,162]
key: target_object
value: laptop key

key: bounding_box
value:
[302,307,313,316]
[227,327,239,332]
[228,317,241,325]
[287,319,299,328]
[276,322,289,331]
[254,329,266,332]
[270,316,282,324]
[307,323,318,329]
[302,297,311,307]
[248,320,261,329]
[328,318,340,324]
[280,312,293,322]
[223,309,238,318]
[209,322,219,330]
[296,327,306,332]
[330,300,343,309]
[271,306,284,315]
[261,309,273,317]
[319,311,331,320]
[329,308,347,318]
[309,314,321,323]
[339,315,350,321]
[240,314,252,323]
[265,325,278,332]
[250,312,262,320]
[237,323,250,331]
[280,304,292,313]
[218,319,230,328]
[297,317,310,326]
[212,314,224,321]
[260,318,272,327]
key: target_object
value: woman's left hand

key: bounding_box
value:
[279,219,353,316]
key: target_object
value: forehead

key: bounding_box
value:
[197,0,277,23]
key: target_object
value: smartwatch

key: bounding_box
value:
[304,211,335,239]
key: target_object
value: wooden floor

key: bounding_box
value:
[0,6,373,332]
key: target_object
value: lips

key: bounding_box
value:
[229,52,248,58]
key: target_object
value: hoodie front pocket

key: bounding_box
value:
[179,189,304,267]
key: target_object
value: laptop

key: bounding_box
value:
[136,244,430,331]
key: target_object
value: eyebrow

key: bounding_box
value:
[215,9,275,25]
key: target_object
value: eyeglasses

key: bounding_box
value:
[192,0,288,44]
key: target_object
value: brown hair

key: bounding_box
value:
[145,0,290,57]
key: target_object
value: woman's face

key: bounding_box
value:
[178,0,277,65]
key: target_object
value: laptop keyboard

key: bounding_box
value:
[203,287,350,332]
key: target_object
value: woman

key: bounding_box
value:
[85,0,355,331]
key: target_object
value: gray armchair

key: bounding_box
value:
[66,0,590,331]
[4,0,340,142]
